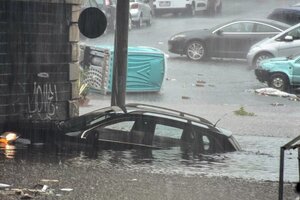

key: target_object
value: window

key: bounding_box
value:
[202,135,210,151]
[287,27,300,40]
[104,121,135,132]
[154,124,183,139]
[221,22,254,32]
[255,24,279,32]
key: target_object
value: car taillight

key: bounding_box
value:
[131,3,139,9]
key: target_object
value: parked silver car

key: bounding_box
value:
[130,0,153,28]
[247,23,300,68]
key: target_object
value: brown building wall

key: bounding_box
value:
[0,0,83,132]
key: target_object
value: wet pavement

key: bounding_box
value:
[2,0,300,199]
[0,134,298,199]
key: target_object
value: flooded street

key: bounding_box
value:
[1,135,298,182]
[1,0,300,199]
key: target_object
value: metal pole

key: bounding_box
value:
[298,148,300,182]
[278,147,285,200]
[111,0,129,107]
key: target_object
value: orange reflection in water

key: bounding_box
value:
[0,143,16,159]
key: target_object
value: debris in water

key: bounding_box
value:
[0,183,11,189]
[234,106,255,116]
[60,188,73,192]
[197,80,206,84]
[20,193,33,199]
[0,132,19,144]
[271,102,284,106]
[196,83,205,87]
[166,77,176,81]
[41,179,59,183]
[182,96,190,100]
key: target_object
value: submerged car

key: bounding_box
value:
[247,23,300,68]
[58,104,241,153]
[130,0,153,28]
[168,19,290,61]
[255,54,300,91]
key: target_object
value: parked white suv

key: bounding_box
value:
[153,0,222,16]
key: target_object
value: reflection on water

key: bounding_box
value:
[0,143,16,159]
[0,135,298,182]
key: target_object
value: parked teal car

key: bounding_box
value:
[255,55,300,91]
[80,45,167,94]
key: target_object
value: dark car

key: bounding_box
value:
[268,7,300,26]
[82,0,116,31]
[168,19,290,61]
[57,104,241,153]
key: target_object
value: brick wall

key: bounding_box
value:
[0,0,82,132]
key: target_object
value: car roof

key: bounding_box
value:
[125,103,214,126]
[229,18,290,28]
[271,7,300,12]
[211,18,290,31]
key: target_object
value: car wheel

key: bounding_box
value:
[254,52,273,68]
[186,41,206,61]
[146,13,152,26]
[268,73,289,91]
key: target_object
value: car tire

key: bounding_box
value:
[146,14,152,26]
[268,73,289,91]
[254,52,273,68]
[186,40,206,61]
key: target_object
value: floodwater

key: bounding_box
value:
[0,135,298,182]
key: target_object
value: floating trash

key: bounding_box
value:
[0,132,19,144]
[60,188,73,192]
[0,183,11,189]
[181,96,190,100]
[41,179,59,183]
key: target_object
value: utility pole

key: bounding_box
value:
[111,0,130,107]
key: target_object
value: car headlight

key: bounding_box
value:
[170,34,186,41]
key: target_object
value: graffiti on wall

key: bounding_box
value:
[27,73,58,120]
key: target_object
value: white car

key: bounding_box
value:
[130,0,153,28]
[247,23,300,68]
[153,0,222,16]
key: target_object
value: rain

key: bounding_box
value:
[1,0,300,199]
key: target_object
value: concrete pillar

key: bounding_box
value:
[0,0,83,134]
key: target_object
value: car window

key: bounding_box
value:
[221,22,254,32]
[92,120,135,143]
[287,26,300,40]
[202,135,210,151]
[104,121,135,132]
[255,24,280,32]
[154,124,183,139]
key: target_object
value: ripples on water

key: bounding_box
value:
[0,135,298,182]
